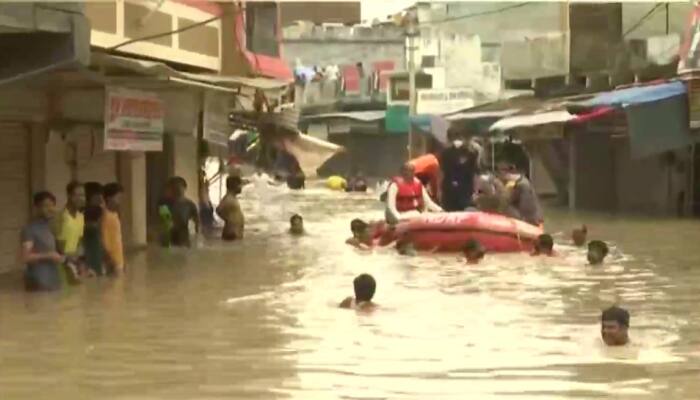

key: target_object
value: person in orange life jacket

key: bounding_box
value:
[409,153,440,201]
[385,163,442,225]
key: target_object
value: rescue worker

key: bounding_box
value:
[385,163,442,225]
[409,153,440,202]
[439,129,479,211]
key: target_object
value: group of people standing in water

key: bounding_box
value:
[20,181,125,291]
[158,169,247,246]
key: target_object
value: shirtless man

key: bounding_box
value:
[216,176,245,241]
[339,274,378,311]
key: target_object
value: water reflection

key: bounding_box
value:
[1,182,699,399]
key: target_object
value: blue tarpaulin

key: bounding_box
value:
[575,81,693,159]
[577,81,687,108]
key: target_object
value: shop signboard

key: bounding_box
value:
[104,87,164,151]
[416,88,475,115]
[204,91,233,147]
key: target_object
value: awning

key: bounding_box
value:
[302,111,385,122]
[570,81,693,158]
[445,109,519,121]
[575,81,686,108]
[410,114,449,144]
[489,111,575,132]
[281,133,343,178]
[243,52,293,82]
[92,53,290,91]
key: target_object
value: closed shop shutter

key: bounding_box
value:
[0,123,29,274]
[76,130,117,184]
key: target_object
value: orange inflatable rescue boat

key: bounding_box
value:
[390,211,543,252]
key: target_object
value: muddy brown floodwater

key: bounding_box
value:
[1,181,700,399]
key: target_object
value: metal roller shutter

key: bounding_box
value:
[0,123,29,274]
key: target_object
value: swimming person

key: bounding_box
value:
[20,191,65,291]
[572,225,588,247]
[385,163,442,225]
[339,273,378,311]
[286,161,306,190]
[345,219,373,249]
[532,234,555,256]
[217,176,245,241]
[289,214,305,236]
[346,170,368,193]
[463,239,485,264]
[587,240,609,265]
[601,306,630,346]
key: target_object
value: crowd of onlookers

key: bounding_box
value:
[20,181,124,291]
[18,166,253,293]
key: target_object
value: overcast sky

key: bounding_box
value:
[361,0,416,22]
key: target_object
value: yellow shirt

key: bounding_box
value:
[56,208,84,255]
[101,209,124,270]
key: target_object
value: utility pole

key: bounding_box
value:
[405,9,419,159]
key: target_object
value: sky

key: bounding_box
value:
[361,0,416,22]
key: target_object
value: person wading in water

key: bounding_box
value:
[217,176,245,241]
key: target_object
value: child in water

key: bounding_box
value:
[463,239,485,264]
[289,214,304,236]
[532,234,555,256]
[588,240,609,265]
[339,273,377,311]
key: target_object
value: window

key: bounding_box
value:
[390,74,433,101]
[245,2,279,57]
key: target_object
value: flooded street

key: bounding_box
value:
[2,182,700,400]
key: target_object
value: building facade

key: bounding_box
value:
[0,0,292,274]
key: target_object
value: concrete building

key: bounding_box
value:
[283,22,405,107]
[423,2,697,216]
[0,1,292,275]
[279,1,361,26]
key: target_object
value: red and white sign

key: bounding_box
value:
[104,87,165,151]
